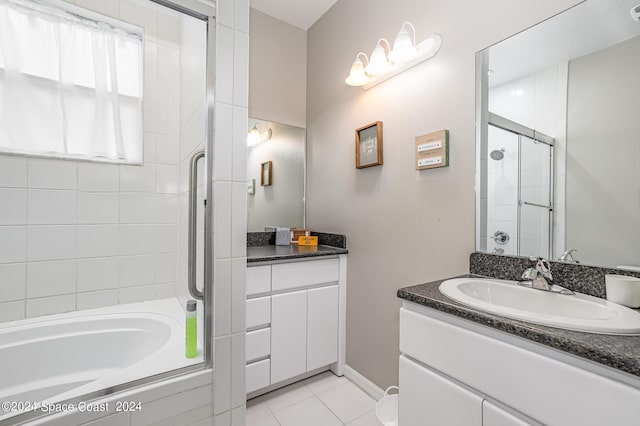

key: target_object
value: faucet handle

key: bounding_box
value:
[521,268,539,280]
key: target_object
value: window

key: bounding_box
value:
[0,0,144,164]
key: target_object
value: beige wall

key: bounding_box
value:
[249,9,307,127]
[305,0,579,389]
[566,36,640,268]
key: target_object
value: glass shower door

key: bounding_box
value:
[519,136,553,258]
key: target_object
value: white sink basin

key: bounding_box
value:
[439,278,640,335]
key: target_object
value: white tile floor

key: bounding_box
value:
[246,371,382,426]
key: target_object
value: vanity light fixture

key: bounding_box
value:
[247,123,272,147]
[345,21,442,90]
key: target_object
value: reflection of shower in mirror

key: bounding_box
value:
[490,148,505,160]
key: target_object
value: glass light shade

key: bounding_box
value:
[345,57,369,86]
[388,27,417,65]
[365,43,391,76]
[247,127,261,146]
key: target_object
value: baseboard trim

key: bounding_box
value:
[344,365,385,401]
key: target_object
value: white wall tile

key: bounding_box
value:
[231,258,245,333]
[144,101,160,133]
[78,225,118,258]
[78,193,119,224]
[119,225,156,255]
[156,134,179,165]
[77,257,118,292]
[120,164,157,192]
[156,253,177,283]
[119,284,156,304]
[216,26,234,105]
[214,259,231,336]
[120,193,156,224]
[28,159,76,190]
[0,226,27,263]
[0,188,27,225]
[233,31,248,108]
[214,182,232,259]
[129,386,212,426]
[27,226,76,261]
[0,263,26,302]
[217,0,233,28]
[157,102,180,135]
[155,282,176,299]
[157,165,179,194]
[234,0,249,34]
[26,294,75,318]
[215,104,233,181]
[83,411,129,426]
[0,300,25,322]
[156,7,181,47]
[176,404,213,425]
[119,255,156,287]
[231,332,246,408]
[120,0,157,41]
[76,0,119,17]
[0,156,27,187]
[231,406,245,426]
[232,106,247,182]
[213,336,231,415]
[28,190,77,224]
[78,163,120,192]
[155,195,178,224]
[27,260,76,298]
[144,132,158,163]
[212,411,230,426]
[231,183,246,258]
[155,225,177,254]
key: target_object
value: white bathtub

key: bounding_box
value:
[0,298,203,421]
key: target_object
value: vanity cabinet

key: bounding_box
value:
[246,256,346,395]
[399,302,640,426]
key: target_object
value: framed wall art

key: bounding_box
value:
[356,121,383,169]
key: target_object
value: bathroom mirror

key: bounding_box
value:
[247,118,306,231]
[476,0,640,269]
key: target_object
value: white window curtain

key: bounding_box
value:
[0,0,143,163]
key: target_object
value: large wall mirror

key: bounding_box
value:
[476,0,640,269]
[247,118,306,231]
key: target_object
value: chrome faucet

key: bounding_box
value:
[558,249,579,263]
[519,258,574,295]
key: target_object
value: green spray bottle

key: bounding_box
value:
[185,299,198,358]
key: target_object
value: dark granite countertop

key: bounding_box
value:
[397,274,640,379]
[247,244,348,263]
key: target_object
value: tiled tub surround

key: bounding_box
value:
[397,252,640,378]
[0,3,209,322]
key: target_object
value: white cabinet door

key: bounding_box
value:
[399,355,482,426]
[483,401,532,426]
[307,285,339,371]
[271,290,307,384]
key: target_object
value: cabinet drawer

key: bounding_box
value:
[246,328,271,363]
[272,258,339,291]
[247,265,271,296]
[246,359,270,394]
[247,296,271,329]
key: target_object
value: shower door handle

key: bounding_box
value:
[188,149,205,300]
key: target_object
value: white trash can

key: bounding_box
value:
[376,386,399,426]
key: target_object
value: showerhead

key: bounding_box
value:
[490,148,505,161]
